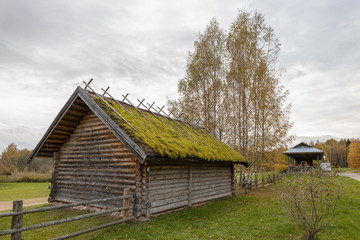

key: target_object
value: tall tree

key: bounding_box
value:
[348,140,360,170]
[169,10,293,167]
[226,10,292,166]
[0,143,19,174]
[169,18,227,140]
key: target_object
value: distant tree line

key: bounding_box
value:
[0,143,52,174]
[347,139,360,169]
[309,138,354,168]
[169,10,293,168]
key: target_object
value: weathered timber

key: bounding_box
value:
[150,200,188,214]
[11,200,23,240]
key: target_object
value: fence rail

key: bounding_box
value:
[235,169,286,194]
[0,188,136,240]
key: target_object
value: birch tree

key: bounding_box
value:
[169,10,293,167]
[169,18,227,140]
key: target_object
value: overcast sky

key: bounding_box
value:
[1,0,359,153]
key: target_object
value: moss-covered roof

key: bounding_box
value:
[91,93,245,163]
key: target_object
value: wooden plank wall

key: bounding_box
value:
[54,111,138,209]
[191,162,232,204]
[148,161,189,214]
[148,160,232,214]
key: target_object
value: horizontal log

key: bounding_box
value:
[57,168,136,176]
[192,181,231,192]
[58,119,79,127]
[52,129,74,136]
[57,179,135,188]
[192,192,231,204]
[66,109,87,117]
[45,139,67,144]
[192,169,230,174]
[150,173,188,181]
[149,165,188,170]
[149,185,188,196]
[151,194,188,208]
[148,182,188,191]
[48,134,70,140]
[57,184,135,196]
[61,140,123,148]
[192,187,231,199]
[66,129,114,138]
[149,189,188,202]
[55,124,77,132]
[149,178,189,188]
[58,161,137,167]
[56,188,130,200]
[36,152,54,157]
[57,170,135,178]
[70,103,90,112]
[57,175,136,185]
[150,200,188,214]
[150,169,188,176]
[62,113,83,123]
[59,153,135,160]
[192,175,230,183]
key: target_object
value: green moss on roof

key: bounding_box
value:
[94,97,245,163]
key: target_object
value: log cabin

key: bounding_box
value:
[28,86,246,217]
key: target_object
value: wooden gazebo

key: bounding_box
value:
[283,142,324,170]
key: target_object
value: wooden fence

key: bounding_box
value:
[0,188,138,240]
[235,169,286,194]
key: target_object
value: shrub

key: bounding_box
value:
[279,167,342,240]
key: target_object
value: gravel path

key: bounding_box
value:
[0,197,48,212]
[340,172,360,181]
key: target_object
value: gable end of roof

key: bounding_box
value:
[28,87,147,164]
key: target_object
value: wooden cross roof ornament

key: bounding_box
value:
[28,81,246,165]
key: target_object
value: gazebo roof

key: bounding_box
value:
[283,142,324,156]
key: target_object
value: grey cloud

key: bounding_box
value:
[0,0,360,149]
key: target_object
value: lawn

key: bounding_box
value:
[0,176,358,240]
[87,176,359,240]
[0,182,50,201]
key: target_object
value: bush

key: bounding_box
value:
[279,167,342,240]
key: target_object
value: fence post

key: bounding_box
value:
[273,171,276,184]
[11,200,23,240]
[255,171,258,190]
[239,170,242,186]
[262,170,265,187]
[244,180,248,194]
[123,188,130,218]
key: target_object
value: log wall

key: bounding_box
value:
[191,162,232,204]
[54,111,138,209]
[148,160,233,214]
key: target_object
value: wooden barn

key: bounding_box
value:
[28,85,246,217]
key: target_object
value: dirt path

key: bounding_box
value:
[340,172,360,181]
[0,197,48,212]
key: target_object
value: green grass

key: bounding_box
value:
[0,204,117,240]
[1,177,358,240]
[335,168,360,173]
[95,97,246,163]
[0,182,50,201]
[88,176,360,240]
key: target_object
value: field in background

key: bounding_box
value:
[0,182,50,201]
[0,172,51,183]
